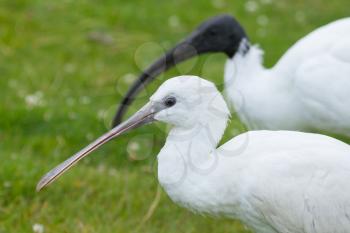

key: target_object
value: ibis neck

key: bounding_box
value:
[224,45,300,130]
[225,45,267,89]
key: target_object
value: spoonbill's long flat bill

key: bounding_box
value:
[112,15,350,137]
[38,76,350,233]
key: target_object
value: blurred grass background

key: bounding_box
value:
[0,0,349,232]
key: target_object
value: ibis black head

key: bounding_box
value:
[112,14,248,127]
[185,14,248,57]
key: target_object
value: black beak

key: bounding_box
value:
[111,14,247,127]
[111,34,199,127]
[37,102,162,191]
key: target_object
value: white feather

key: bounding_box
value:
[151,76,350,233]
[225,18,350,136]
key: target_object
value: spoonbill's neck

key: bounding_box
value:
[159,110,229,174]
[157,109,235,214]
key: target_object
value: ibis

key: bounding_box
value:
[112,15,350,137]
[38,76,350,233]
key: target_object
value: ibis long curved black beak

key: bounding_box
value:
[37,102,162,191]
[111,36,199,126]
[112,14,248,127]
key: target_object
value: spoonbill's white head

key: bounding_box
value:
[150,76,230,129]
[37,75,230,191]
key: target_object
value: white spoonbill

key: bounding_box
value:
[38,76,350,233]
[112,15,350,137]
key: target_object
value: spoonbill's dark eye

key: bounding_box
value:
[164,96,176,107]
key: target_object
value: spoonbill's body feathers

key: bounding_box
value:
[38,75,350,233]
[225,18,350,135]
[153,76,350,233]
[160,130,350,233]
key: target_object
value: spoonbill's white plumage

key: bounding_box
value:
[38,76,350,233]
[112,15,350,137]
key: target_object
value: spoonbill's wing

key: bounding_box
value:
[244,144,350,233]
[218,131,350,233]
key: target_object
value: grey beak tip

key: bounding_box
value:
[36,185,42,192]
[36,181,45,192]
[36,175,50,192]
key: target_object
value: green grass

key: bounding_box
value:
[0,0,349,232]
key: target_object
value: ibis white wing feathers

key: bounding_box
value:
[226,18,350,135]
[289,19,350,135]
[280,18,350,136]
[274,18,350,76]
[294,48,350,136]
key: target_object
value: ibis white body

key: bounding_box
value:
[152,76,350,233]
[225,18,350,135]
